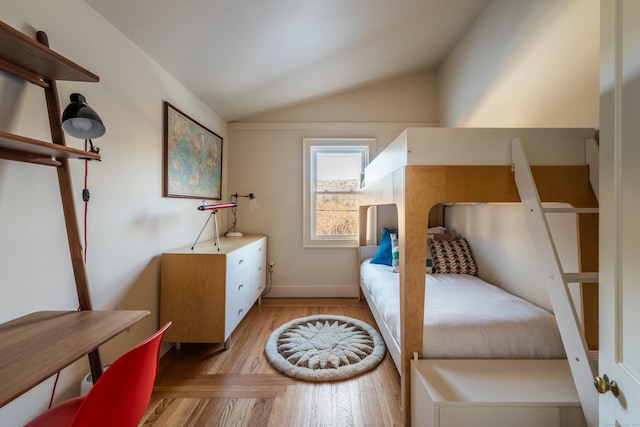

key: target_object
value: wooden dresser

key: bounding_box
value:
[160,235,266,347]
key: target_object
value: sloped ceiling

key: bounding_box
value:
[85,0,490,121]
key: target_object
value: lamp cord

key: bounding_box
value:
[222,205,237,236]
[48,372,60,409]
[261,270,273,297]
[48,140,91,409]
[83,140,89,263]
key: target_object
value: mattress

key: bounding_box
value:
[360,259,566,358]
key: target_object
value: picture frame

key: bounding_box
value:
[163,101,223,200]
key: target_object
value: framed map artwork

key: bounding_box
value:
[163,102,223,199]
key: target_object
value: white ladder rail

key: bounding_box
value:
[511,138,599,427]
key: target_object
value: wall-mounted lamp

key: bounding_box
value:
[61,93,105,153]
[225,193,260,237]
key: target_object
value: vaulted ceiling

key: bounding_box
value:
[86,0,490,121]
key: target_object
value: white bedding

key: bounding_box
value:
[360,259,565,358]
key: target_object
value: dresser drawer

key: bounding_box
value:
[253,237,266,260]
[226,246,251,278]
[253,260,267,295]
[224,304,248,339]
[251,238,267,295]
[226,269,251,308]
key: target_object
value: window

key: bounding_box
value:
[303,138,375,248]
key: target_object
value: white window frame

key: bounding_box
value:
[303,138,375,248]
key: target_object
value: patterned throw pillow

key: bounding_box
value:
[426,253,434,273]
[428,238,478,275]
[390,232,399,273]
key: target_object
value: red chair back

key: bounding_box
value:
[70,322,171,427]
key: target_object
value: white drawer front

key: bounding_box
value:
[226,246,251,278]
[226,269,250,308]
[251,238,267,298]
[224,305,247,339]
[252,261,267,296]
[253,238,266,260]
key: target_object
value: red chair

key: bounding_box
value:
[25,322,172,427]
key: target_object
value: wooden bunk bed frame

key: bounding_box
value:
[357,128,599,426]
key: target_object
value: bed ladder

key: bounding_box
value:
[511,138,599,427]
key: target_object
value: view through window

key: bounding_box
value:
[313,147,365,236]
[303,138,375,248]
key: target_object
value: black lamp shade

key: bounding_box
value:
[61,93,106,139]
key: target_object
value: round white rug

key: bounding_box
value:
[265,314,386,381]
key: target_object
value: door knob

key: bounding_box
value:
[594,374,620,397]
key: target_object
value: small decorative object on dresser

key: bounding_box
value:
[160,235,267,349]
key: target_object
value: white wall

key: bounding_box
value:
[438,0,599,127]
[244,69,438,123]
[444,203,581,315]
[227,122,429,297]
[0,1,226,424]
[229,67,436,297]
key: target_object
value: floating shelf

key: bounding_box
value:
[0,131,101,166]
[0,20,98,86]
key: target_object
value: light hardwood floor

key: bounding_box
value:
[140,298,402,427]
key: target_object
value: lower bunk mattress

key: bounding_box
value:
[360,259,565,358]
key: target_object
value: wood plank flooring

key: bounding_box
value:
[140,298,402,427]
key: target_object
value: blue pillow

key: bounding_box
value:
[370,228,397,266]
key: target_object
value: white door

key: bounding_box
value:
[599,1,640,425]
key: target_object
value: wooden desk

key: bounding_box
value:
[0,310,149,407]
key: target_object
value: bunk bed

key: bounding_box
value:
[360,249,567,368]
[357,128,599,427]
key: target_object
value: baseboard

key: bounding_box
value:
[263,285,360,298]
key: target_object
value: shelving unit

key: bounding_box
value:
[0,20,148,407]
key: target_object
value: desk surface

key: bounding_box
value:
[0,310,149,407]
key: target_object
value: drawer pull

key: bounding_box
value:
[238,259,244,265]
[237,308,243,316]
[238,284,244,290]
